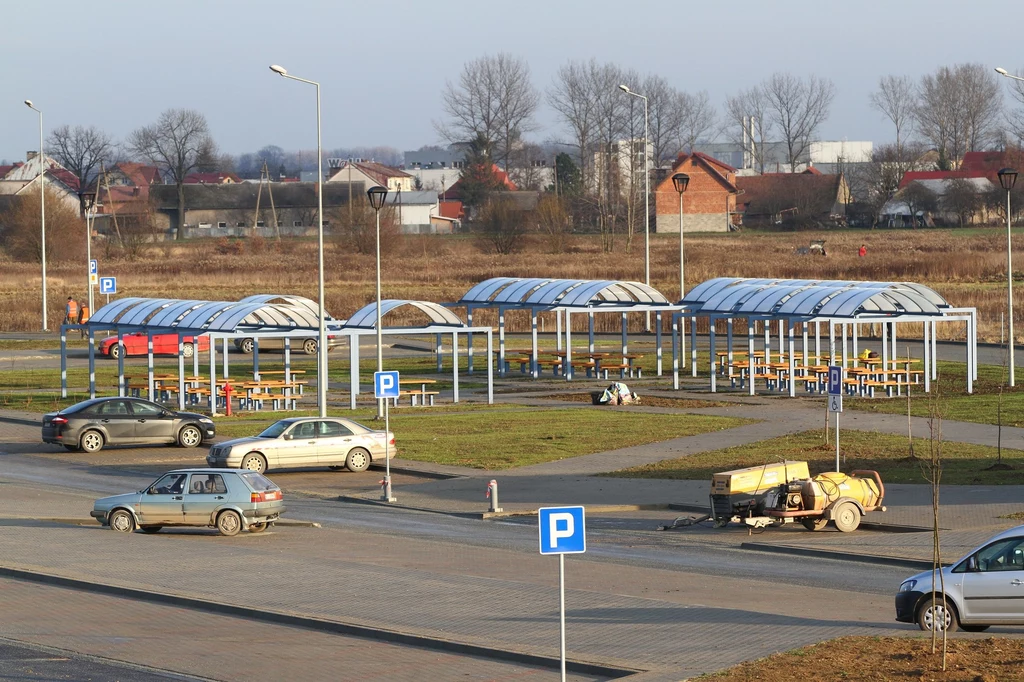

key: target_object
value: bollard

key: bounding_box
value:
[486,479,503,513]
[223,382,233,417]
[380,477,394,502]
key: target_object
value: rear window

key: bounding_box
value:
[240,471,278,491]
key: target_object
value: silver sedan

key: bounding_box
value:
[207,417,396,474]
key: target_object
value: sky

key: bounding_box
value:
[2,0,1022,164]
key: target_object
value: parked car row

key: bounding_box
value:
[95,332,342,358]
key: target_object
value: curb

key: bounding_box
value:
[739,542,934,570]
[20,517,322,529]
[335,495,670,520]
[0,565,639,679]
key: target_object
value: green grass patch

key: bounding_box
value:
[846,360,1024,427]
[605,429,1024,485]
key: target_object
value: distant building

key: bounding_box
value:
[695,140,872,174]
[105,162,162,188]
[735,170,851,226]
[0,152,81,212]
[326,159,413,192]
[184,172,243,184]
[592,138,654,194]
[653,152,738,233]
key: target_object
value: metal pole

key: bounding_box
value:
[835,410,840,472]
[1007,188,1015,385]
[559,553,566,682]
[643,94,650,332]
[85,206,94,314]
[375,207,384,418]
[316,80,327,417]
[678,189,684,300]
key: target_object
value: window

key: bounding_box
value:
[96,400,130,416]
[198,222,212,229]
[318,420,353,438]
[218,221,227,228]
[256,220,265,227]
[149,473,186,495]
[292,421,317,439]
[236,221,246,227]
[322,220,330,227]
[189,473,227,495]
[130,401,164,417]
[293,220,302,227]
[975,538,1024,572]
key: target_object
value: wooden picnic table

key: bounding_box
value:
[398,378,439,406]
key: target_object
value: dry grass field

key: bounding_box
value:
[0,227,1019,342]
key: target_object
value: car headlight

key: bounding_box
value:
[200,418,214,424]
[899,579,917,593]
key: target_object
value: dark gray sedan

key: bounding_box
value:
[90,468,285,536]
[42,397,216,453]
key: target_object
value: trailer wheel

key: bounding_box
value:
[832,502,861,532]
[801,517,829,531]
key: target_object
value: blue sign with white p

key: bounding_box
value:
[99,276,117,295]
[89,259,98,275]
[538,506,586,555]
[828,365,843,396]
[374,370,400,399]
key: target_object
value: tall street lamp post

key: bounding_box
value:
[367,185,389,420]
[269,64,328,417]
[671,173,690,300]
[24,100,48,331]
[618,84,651,331]
[999,167,1018,386]
[81,190,97,314]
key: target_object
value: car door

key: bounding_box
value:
[90,399,138,444]
[316,420,355,466]
[961,536,1024,622]
[272,421,319,469]
[182,473,228,525]
[129,400,176,444]
[137,473,187,525]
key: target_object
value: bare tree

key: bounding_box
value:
[677,90,717,155]
[46,124,114,196]
[917,64,1002,168]
[535,194,571,253]
[644,75,683,166]
[870,75,916,151]
[725,86,775,173]
[436,53,538,170]
[957,63,1003,153]
[506,141,548,190]
[0,186,85,262]
[476,196,525,255]
[549,60,598,189]
[761,72,836,172]
[1006,68,1024,144]
[942,178,983,226]
[128,109,214,239]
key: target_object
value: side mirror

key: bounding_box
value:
[283,433,293,440]
[147,487,157,495]
[967,556,978,572]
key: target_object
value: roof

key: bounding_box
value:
[384,190,439,206]
[735,173,842,216]
[3,155,80,191]
[441,165,517,201]
[114,162,162,186]
[656,152,738,194]
[0,164,18,178]
[329,160,412,186]
[184,172,243,184]
[438,200,462,219]
[682,277,950,319]
[898,170,972,189]
[344,300,467,329]
[149,181,365,210]
[912,177,995,194]
[458,277,671,309]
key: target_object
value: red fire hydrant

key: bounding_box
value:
[223,381,233,416]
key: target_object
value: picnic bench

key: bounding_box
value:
[396,379,439,407]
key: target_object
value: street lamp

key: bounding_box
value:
[995,67,1024,82]
[80,189,97,315]
[618,84,651,331]
[24,100,48,331]
[367,184,393,501]
[269,64,328,418]
[671,173,690,300]
[999,167,1018,386]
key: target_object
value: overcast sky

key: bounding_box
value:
[2,0,1021,164]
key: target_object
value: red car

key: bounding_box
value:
[99,332,211,359]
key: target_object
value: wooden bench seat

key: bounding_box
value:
[396,389,440,406]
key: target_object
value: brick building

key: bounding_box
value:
[654,152,738,233]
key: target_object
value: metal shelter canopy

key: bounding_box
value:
[62,294,344,411]
[454,277,679,380]
[671,277,976,397]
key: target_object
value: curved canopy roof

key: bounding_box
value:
[682,278,950,319]
[344,300,467,329]
[459,277,671,309]
[87,295,332,333]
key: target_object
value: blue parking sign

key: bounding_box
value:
[828,365,843,396]
[99,277,117,295]
[374,370,400,399]
[538,506,586,555]
[89,259,98,275]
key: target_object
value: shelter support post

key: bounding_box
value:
[116,333,124,398]
[777,320,783,366]
[88,329,96,399]
[349,333,359,410]
[891,322,898,374]
[966,318,973,394]
[252,339,260,381]
[147,334,154,400]
[680,314,686,370]
[788,319,796,397]
[726,318,734,367]
[565,311,572,380]
[192,339,200,378]
[881,323,888,382]
[802,322,808,363]
[222,338,229,379]
[209,339,216,416]
[932,320,939,380]
[284,339,291,384]
[815,321,821,363]
[556,311,562,352]
[621,312,628,358]
[498,308,506,378]
[690,316,698,377]
[656,311,663,376]
[672,315,679,390]
[748,318,756,396]
[60,330,67,398]
[923,318,930,393]
[177,335,186,410]
[852,323,858,362]
[486,331,493,404]
[829,323,835,365]
[588,312,594,355]
[531,310,539,378]
[764,322,771,363]
[841,323,848,369]
[435,334,442,373]
[467,309,474,374]
[709,317,717,393]
[452,331,459,402]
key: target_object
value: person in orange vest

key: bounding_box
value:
[78,302,90,338]
[858,244,867,258]
[64,297,79,326]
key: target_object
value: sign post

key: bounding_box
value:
[828,365,843,472]
[374,370,399,502]
[539,505,586,682]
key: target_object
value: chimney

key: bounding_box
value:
[26,151,38,161]
[133,186,140,197]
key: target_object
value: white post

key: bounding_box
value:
[452,331,459,402]
[748,318,756,396]
[691,316,698,377]
[565,310,572,380]
[672,316,679,390]
[498,307,506,377]
[655,311,663,376]
[531,310,539,378]
[709,317,717,393]
[486,331,494,404]
[923,317,931,393]
[788,318,796,397]
[559,553,566,682]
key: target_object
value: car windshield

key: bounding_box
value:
[241,471,278,491]
[258,421,291,438]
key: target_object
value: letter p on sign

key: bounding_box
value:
[374,370,400,399]
[538,506,586,555]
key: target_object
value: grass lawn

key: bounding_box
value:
[696,636,1024,681]
[846,360,1024,428]
[606,429,1024,485]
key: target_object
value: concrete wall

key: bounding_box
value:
[656,213,730,233]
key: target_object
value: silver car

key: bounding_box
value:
[895,524,1024,632]
[91,468,285,536]
[207,417,396,474]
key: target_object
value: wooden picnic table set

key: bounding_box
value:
[719,354,925,397]
[501,348,644,379]
[123,373,307,411]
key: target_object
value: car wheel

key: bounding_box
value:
[217,510,242,537]
[109,509,135,533]
[917,597,959,633]
[302,338,318,355]
[108,344,125,359]
[63,444,78,452]
[248,522,268,533]
[239,338,254,354]
[140,526,163,534]
[177,425,202,448]
[241,453,267,473]
[182,342,195,358]
[80,430,104,453]
[960,624,990,632]
[801,517,829,531]
[832,502,861,533]
[345,448,371,473]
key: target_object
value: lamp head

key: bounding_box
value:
[995,67,1010,76]
[80,189,97,209]
[998,167,1018,191]
[24,99,33,108]
[367,185,388,211]
[672,172,690,194]
[269,64,287,75]
[618,84,630,93]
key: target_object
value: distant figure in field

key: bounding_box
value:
[858,244,867,258]
[64,297,79,326]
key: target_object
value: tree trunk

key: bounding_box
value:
[176,182,186,241]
